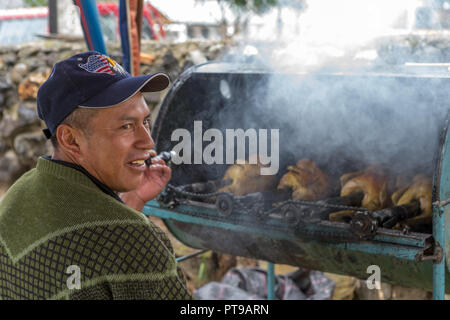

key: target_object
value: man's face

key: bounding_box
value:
[78,92,154,192]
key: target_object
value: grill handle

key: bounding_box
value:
[350,200,421,238]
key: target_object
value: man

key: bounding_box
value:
[0,51,192,300]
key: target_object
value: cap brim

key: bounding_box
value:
[79,73,170,108]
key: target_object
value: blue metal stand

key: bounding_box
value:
[74,0,108,54]
[433,205,445,300]
[267,262,275,300]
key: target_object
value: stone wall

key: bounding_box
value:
[0,39,227,190]
[374,30,450,65]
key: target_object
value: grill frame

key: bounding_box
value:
[144,62,450,297]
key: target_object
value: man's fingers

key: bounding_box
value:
[147,164,172,179]
[151,158,166,166]
[149,149,157,157]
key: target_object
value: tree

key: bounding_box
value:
[225,0,279,14]
[197,0,306,39]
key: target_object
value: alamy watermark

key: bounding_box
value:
[170,121,280,175]
[366,265,381,290]
[66,265,81,290]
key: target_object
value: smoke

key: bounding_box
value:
[264,72,448,178]
[236,0,424,71]
[212,0,450,182]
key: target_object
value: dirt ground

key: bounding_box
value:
[148,216,262,293]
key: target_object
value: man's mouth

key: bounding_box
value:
[126,159,147,171]
[130,160,145,166]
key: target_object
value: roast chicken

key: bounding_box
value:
[391,174,432,227]
[217,157,278,196]
[329,165,388,221]
[277,158,329,201]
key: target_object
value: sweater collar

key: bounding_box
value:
[38,156,123,203]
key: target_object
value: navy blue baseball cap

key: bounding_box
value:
[37,51,170,138]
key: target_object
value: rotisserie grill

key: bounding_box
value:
[142,62,450,296]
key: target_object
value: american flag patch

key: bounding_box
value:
[79,54,115,75]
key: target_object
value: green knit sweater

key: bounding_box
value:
[0,157,193,300]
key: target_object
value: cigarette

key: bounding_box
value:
[145,151,176,166]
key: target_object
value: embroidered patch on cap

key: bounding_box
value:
[79,54,127,76]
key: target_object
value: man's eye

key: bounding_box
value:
[143,119,151,127]
[121,124,133,130]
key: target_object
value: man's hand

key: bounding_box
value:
[121,150,172,211]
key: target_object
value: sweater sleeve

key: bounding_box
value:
[59,222,192,300]
[70,276,193,300]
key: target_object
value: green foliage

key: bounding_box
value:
[216,0,306,15]
[227,0,279,14]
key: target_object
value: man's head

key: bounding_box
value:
[37,51,170,192]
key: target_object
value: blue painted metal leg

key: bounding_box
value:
[267,262,275,300]
[433,206,445,300]
[76,0,108,54]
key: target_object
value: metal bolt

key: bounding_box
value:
[220,201,228,210]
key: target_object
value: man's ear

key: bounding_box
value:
[55,124,84,158]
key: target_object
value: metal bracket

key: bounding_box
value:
[158,189,180,209]
[417,243,443,263]
[433,199,450,208]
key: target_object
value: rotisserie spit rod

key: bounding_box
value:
[260,189,293,203]
[350,200,421,238]
[313,191,365,220]
[215,189,293,217]
[239,188,363,219]
[185,179,233,194]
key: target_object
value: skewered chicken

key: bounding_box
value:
[330,165,388,221]
[391,174,432,227]
[277,158,329,201]
[217,157,278,196]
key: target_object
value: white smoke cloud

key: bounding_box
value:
[242,0,424,71]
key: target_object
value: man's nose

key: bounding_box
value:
[136,125,155,150]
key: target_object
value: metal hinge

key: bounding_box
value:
[433,199,450,208]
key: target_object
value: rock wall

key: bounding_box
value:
[0,40,227,190]
[374,30,450,65]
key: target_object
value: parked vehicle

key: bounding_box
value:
[0,7,48,45]
[96,2,166,42]
[0,2,166,46]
